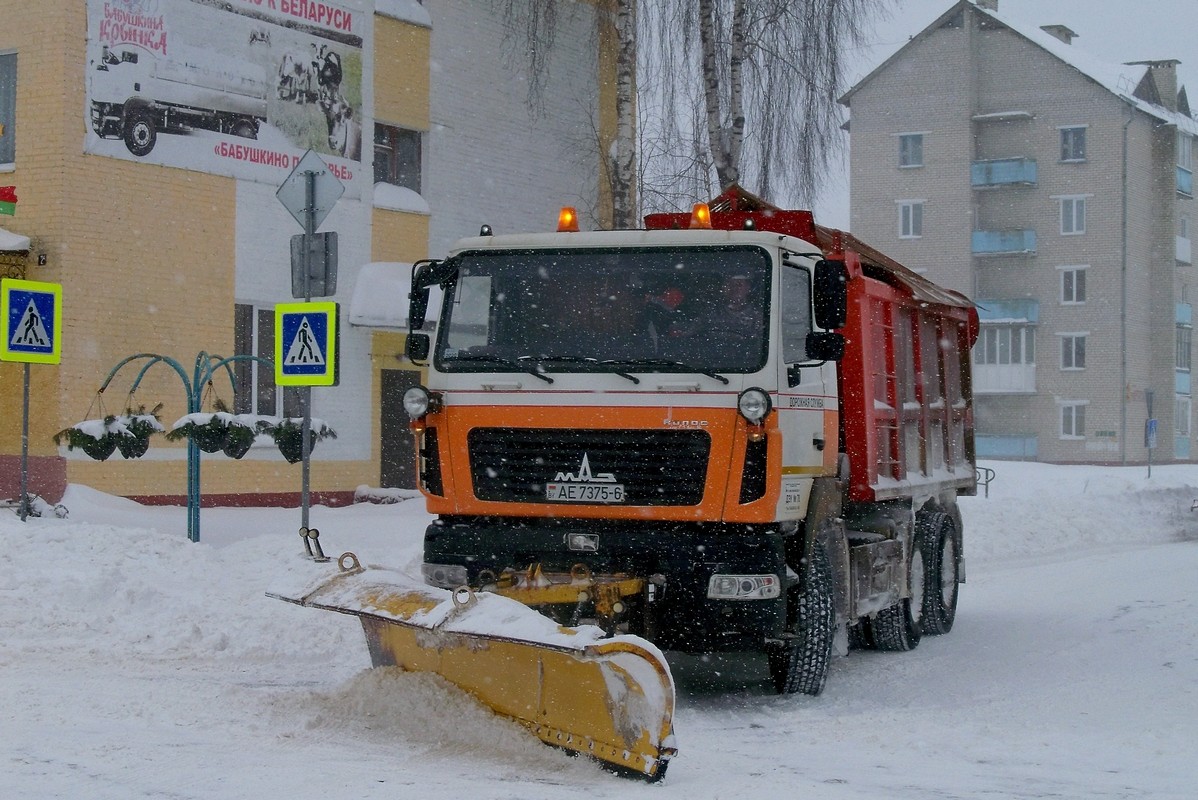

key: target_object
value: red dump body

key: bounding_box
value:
[645,186,979,504]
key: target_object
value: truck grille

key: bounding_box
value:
[468,428,711,505]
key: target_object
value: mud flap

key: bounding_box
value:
[268,553,676,781]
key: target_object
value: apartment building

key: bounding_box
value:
[840,0,1196,464]
[0,0,620,506]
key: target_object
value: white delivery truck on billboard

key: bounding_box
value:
[89,43,269,157]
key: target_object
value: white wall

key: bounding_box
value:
[425,0,603,256]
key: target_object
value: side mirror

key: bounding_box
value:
[408,288,430,332]
[405,332,431,363]
[806,331,845,362]
[813,259,848,330]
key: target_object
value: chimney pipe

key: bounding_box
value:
[1127,60,1180,111]
[1040,25,1078,45]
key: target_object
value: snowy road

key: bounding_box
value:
[3,464,1197,799]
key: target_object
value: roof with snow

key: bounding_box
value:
[0,226,30,252]
[841,0,1197,135]
[348,261,442,329]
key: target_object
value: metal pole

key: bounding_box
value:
[188,357,202,542]
[301,169,316,530]
[18,362,30,521]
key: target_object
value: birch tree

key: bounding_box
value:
[498,0,886,219]
[646,0,885,208]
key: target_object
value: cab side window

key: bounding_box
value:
[781,266,812,362]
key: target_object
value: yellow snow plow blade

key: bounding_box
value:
[268,553,676,781]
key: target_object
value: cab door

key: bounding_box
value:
[776,259,836,517]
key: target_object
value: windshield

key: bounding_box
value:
[434,246,772,375]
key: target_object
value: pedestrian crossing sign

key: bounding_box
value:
[1,278,62,364]
[275,301,339,386]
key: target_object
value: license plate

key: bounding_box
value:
[545,482,626,503]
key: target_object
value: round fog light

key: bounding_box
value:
[403,386,431,419]
[737,388,772,424]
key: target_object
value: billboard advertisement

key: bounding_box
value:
[85,0,366,194]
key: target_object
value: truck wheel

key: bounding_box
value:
[123,108,157,157]
[768,546,833,695]
[231,119,258,140]
[870,531,925,652]
[918,512,959,635]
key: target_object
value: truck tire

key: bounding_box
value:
[918,511,959,635]
[124,108,157,157]
[767,546,833,695]
[870,531,926,652]
[231,119,258,140]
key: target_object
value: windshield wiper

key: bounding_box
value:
[597,358,730,385]
[448,353,554,383]
[516,355,639,384]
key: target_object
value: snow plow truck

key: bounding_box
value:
[273,186,977,781]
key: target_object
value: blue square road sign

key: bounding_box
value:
[1,279,62,364]
[275,301,339,386]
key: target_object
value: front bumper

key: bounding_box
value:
[424,516,792,652]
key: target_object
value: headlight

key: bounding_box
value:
[737,388,772,424]
[707,574,780,600]
[403,386,431,419]
[421,563,469,588]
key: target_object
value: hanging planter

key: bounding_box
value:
[168,398,263,459]
[53,418,120,461]
[112,404,165,460]
[168,413,231,453]
[267,418,337,464]
[220,418,259,459]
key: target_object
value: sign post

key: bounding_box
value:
[1145,390,1156,478]
[274,302,339,529]
[277,150,343,533]
[1,278,63,520]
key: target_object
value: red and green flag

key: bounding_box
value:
[0,186,16,216]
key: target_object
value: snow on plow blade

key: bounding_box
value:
[267,553,676,781]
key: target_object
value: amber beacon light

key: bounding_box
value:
[557,206,580,232]
[689,202,712,229]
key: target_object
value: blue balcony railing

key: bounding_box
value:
[1178,166,1193,196]
[972,229,1036,255]
[972,158,1037,188]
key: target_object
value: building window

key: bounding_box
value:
[1060,196,1086,235]
[898,133,923,168]
[1060,333,1086,369]
[1179,131,1194,197]
[374,123,422,191]
[1059,401,1086,439]
[234,304,303,418]
[898,200,924,238]
[1176,395,1191,438]
[1060,126,1086,162]
[1059,266,1087,304]
[1178,324,1192,371]
[974,325,1035,366]
[0,52,15,165]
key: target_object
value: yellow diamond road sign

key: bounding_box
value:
[2,278,62,364]
[275,301,339,386]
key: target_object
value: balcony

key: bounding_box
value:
[1179,166,1194,197]
[971,158,1037,188]
[974,363,1036,394]
[972,229,1036,256]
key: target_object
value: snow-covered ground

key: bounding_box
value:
[3,461,1197,799]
